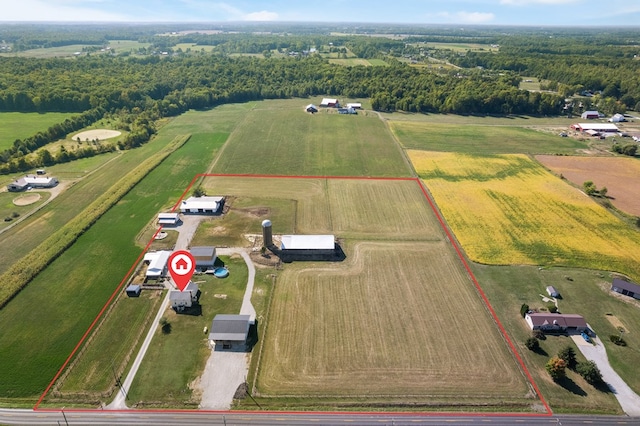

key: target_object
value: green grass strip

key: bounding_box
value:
[0,134,191,309]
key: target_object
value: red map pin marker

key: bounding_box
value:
[168,250,196,291]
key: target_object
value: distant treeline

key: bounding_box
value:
[1,26,640,173]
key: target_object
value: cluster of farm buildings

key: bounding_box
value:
[128,193,339,351]
[570,111,640,140]
[305,98,361,115]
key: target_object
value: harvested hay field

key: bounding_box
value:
[200,176,443,240]
[536,155,640,216]
[409,150,640,282]
[256,242,531,403]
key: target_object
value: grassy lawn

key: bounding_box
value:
[192,197,296,248]
[0,191,50,231]
[55,291,163,399]
[409,151,640,282]
[473,264,635,414]
[127,255,247,407]
[0,112,77,151]
[0,116,226,400]
[108,40,152,52]
[211,99,410,177]
[0,45,108,58]
[391,121,587,155]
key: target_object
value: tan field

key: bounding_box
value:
[257,241,531,403]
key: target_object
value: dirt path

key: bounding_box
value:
[575,335,640,416]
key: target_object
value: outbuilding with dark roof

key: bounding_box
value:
[611,278,640,300]
[208,314,251,350]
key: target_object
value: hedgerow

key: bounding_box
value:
[0,134,190,309]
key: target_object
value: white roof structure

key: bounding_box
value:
[8,175,58,190]
[144,250,171,278]
[346,102,362,109]
[576,123,619,132]
[280,235,335,250]
[180,196,224,213]
[158,212,179,225]
[320,98,339,106]
[305,104,318,111]
[609,113,626,123]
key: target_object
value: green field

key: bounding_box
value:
[0,112,77,151]
[0,113,227,400]
[0,45,99,58]
[390,121,587,154]
[211,99,411,177]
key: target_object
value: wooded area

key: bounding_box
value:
[0,23,638,174]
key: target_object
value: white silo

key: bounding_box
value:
[262,219,273,247]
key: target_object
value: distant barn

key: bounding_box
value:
[320,98,340,108]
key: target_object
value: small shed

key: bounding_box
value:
[208,314,252,350]
[611,278,640,300]
[546,286,560,298]
[126,284,141,297]
[346,102,362,109]
[305,104,318,113]
[158,212,180,226]
[609,113,626,123]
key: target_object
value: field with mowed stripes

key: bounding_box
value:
[201,176,533,410]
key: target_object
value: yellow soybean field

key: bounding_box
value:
[409,151,640,282]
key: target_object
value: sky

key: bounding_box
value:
[1,0,640,26]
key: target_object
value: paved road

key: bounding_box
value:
[2,409,640,425]
[576,334,640,416]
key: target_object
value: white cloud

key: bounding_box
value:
[456,11,495,23]
[500,0,579,5]
[0,0,126,21]
[423,10,494,24]
[243,10,279,21]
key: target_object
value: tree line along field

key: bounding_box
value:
[194,176,533,410]
[210,100,411,177]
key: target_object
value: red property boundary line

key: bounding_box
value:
[34,172,551,417]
